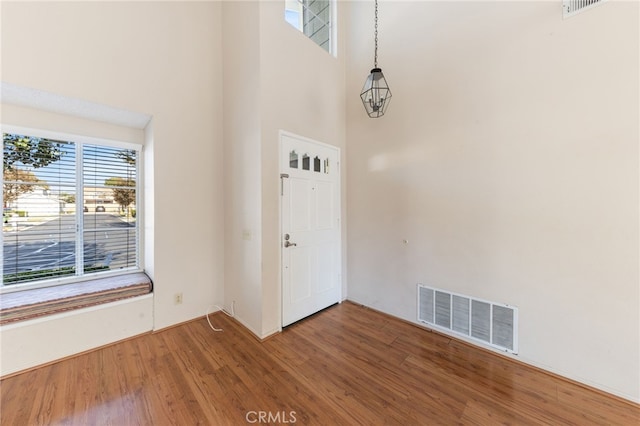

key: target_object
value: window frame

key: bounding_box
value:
[1,124,144,294]
[285,0,336,56]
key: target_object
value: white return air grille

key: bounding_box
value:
[418,285,518,354]
[563,0,606,19]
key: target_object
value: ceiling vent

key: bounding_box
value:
[563,0,606,19]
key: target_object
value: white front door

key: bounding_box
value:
[281,132,341,327]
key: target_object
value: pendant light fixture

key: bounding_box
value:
[360,0,392,118]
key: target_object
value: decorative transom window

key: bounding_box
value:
[289,150,330,174]
[285,0,334,54]
[2,128,141,290]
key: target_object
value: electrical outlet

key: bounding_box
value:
[174,293,183,305]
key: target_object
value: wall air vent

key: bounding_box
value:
[417,285,518,354]
[563,0,606,19]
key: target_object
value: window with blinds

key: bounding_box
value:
[2,131,140,289]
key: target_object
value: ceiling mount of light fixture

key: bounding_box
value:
[360,0,391,118]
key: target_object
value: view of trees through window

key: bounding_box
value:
[2,132,139,286]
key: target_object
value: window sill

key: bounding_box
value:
[0,273,152,326]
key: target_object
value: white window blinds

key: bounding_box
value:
[2,132,140,288]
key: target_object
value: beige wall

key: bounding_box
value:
[222,0,264,335]
[1,1,224,373]
[346,1,639,401]
[222,0,346,338]
[258,0,347,337]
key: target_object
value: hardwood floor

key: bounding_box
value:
[1,302,638,425]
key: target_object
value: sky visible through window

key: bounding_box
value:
[285,9,300,28]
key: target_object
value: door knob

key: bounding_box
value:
[284,233,297,247]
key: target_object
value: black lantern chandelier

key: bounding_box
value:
[360,0,391,118]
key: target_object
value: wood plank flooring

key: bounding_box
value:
[1,302,638,425]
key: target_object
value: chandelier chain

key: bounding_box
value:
[374,0,378,68]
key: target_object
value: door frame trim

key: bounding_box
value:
[278,130,342,328]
